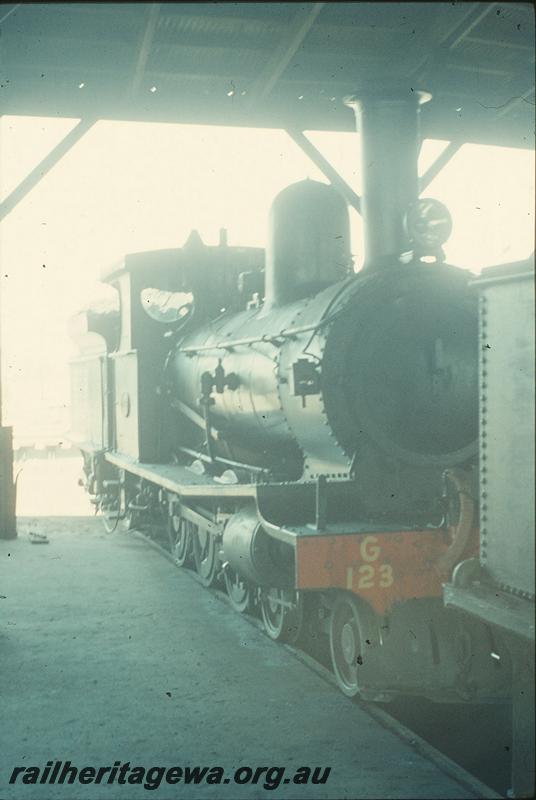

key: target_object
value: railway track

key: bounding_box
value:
[125,521,508,799]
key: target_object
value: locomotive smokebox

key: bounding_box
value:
[264,179,351,308]
[345,88,431,269]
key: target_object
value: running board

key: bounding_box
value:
[104,452,257,499]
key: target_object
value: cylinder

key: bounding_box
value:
[222,505,293,588]
[346,89,430,270]
[265,179,351,308]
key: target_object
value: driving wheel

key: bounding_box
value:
[260,588,303,643]
[192,524,218,587]
[330,593,379,698]
[224,566,252,613]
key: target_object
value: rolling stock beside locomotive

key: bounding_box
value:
[443,260,535,798]
[70,89,513,705]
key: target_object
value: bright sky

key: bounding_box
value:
[0,116,534,440]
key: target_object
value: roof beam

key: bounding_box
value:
[496,86,536,118]
[445,62,513,77]
[0,118,95,223]
[463,35,535,51]
[447,3,498,50]
[0,3,20,26]
[419,141,462,193]
[128,2,161,98]
[286,129,361,214]
[410,3,498,80]
[248,2,324,103]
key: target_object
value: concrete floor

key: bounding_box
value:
[1,514,482,800]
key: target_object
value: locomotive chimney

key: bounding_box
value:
[345,87,431,270]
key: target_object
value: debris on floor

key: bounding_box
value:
[28,531,49,544]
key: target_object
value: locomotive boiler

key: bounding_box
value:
[168,180,478,519]
[71,88,512,705]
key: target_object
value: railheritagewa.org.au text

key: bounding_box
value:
[9,761,331,791]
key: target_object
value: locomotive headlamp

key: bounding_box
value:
[404,198,452,252]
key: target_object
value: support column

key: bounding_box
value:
[345,88,430,270]
[509,637,535,798]
[0,425,16,539]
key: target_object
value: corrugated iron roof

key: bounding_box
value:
[0,2,534,147]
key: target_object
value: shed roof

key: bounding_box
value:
[1,2,534,147]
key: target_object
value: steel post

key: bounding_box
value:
[346,89,430,269]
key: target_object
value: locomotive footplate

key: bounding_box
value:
[104,451,257,498]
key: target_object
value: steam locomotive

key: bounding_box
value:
[71,89,512,704]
